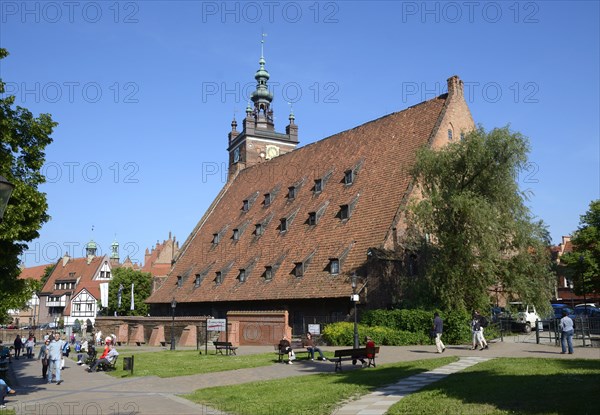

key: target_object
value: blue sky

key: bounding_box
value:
[1,1,598,267]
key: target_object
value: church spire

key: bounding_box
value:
[250,33,274,130]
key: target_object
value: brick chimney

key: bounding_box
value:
[447,75,464,98]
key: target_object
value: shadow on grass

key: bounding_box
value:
[394,358,600,415]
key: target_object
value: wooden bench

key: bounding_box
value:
[214,341,238,355]
[274,341,310,362]
[332,346,379,372]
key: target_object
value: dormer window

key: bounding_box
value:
[344,170,354,185]
[308,212,317,226]
[194,274,202,287]
[213,233,220,244]
[233,229,240,241]
[264,193,272,206]
[69,272,75,278]
[340,205,350,220]
[238,269,246,282]
[177,276,183,287]
[264,266,273,281]
[329,259,340,275]
[288,186,296,199]
[215,271,223,285]
[280,218,288,233]
[314,179,323,193]
[242,200,249,212]
[255,223,263,236]
[294,262,304,277]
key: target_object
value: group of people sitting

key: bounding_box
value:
[86,336,119,372]
[278,332,327,364]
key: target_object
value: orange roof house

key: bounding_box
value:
[38,241,113,327]
[146,52,474,332]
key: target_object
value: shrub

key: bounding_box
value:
[322,322,430,346]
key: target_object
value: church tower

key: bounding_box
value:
[227,36,299,180]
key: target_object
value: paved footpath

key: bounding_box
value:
[4,337,599,415]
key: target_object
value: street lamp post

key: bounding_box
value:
[351,273,359,349]
[170,298,177,351]
[579,256,587,313]
[0,174,15,221]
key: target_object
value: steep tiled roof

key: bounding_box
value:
[19,263,52,281]
[147,94,448,304]
[40,256,107,295]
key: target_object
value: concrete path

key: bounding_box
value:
[332,356,491,415]
[3,339,599,415]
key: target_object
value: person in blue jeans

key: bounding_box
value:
[47,333,64,385]
[560,310,574,354]
[0,378,17,409]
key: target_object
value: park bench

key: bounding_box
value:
[97,355,119,372]
[213,341,238,355]
[332,346,379,372]
[274,340,310,362]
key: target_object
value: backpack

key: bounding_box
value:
[480,316,489,328]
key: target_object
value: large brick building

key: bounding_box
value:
[146,52,475,333]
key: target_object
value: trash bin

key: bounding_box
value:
[123,356,134,374]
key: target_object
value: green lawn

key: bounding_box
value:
[183,357,458,415]
[103,349,279,378]
[388,358,600,415]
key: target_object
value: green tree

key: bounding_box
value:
[408,125,554,314]
[560,200,600,296]
[107,268,152,316]
[0,48,56,322]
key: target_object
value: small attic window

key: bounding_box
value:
[264,193,272,206]
[264,266,273,281]
[255,223,263,236]
[329,259,340,275]
[340,204,350,220]
[288,186,296,199]
[238,269,247,282]
[448,129,453,140]
[215,271,223,285]
[177,276,183,287]
[294,262,305,277]
[233,229,240,241]
[308,212,317,226]
[344,170,354,185]
[212,233,220,244]
[280,218,288,233]
[314,178,323,193]
[242,200,249,212]
[194,274,202,287]
[69,272,75,278]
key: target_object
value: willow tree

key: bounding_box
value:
[0,48,56,321]
[409,125,553,314]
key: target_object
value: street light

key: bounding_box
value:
[351,273,359,349]
[0,174,15,221]
[579,255,587,313]
[170,298,177,351]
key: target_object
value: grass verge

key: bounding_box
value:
[102,350,277,378]
[183,357,457,414]
[389,358,600,414]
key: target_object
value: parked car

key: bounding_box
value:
[551,304,574,319]
[572,306,600,318]
[508,302,541,333]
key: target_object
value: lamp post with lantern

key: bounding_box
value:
[0,174,15,221]
[170,298,177,351]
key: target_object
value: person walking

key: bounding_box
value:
[560,309,574,354]
[25,335,35,359]
[37,338,50,379]
[47,333,64,385]
[13,335,22,360]
[433,312,446,353]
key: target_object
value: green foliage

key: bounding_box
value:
[0,48,56,322]
[409,125,554,314]
[107,267,152,316]
[560,200,600,295]
[322,321,430,346]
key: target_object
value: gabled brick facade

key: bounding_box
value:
[147,74,475,328]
